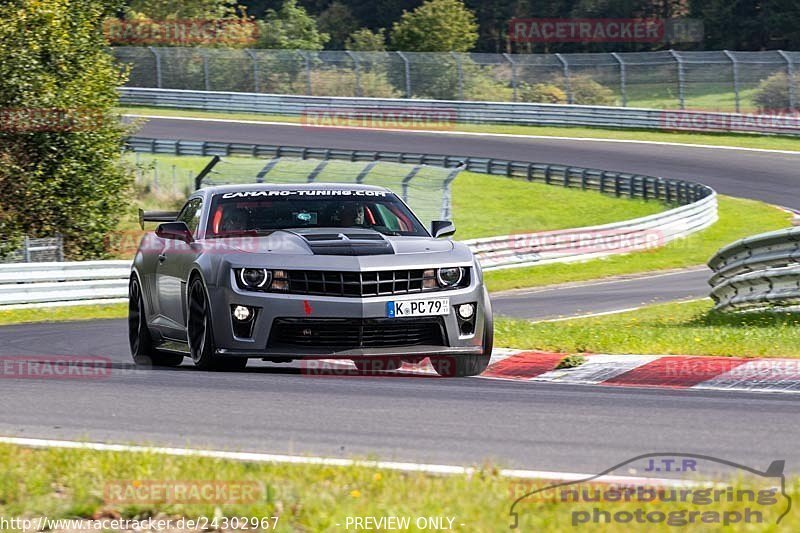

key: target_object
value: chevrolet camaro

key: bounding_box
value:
[129,183,493,377]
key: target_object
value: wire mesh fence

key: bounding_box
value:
[115,47,800,112]
[128,151,459,225]
[0,236,64,263]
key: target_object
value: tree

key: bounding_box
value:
[390,0,478,52]
[317,2,359,49]
[346,28,387,51]
[257,0,330,50]
[0,0,131,259]
[126,0,239,19]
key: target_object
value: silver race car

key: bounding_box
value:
[129,183,493,377]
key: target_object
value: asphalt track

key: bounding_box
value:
[2,118,799,477]
[139,117,800,208]
[1,319,799,473]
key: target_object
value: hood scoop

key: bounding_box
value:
[291,230,395,256]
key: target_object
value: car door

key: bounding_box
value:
[156,197,203,337]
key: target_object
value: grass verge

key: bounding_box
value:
[123,152,667,241]
[0,443,796,531]
[0,303,126,327]
[485,196,792,292]
[496,299,800,358]
[119,105,800,153]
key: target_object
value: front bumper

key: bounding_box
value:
[207,277,489,359]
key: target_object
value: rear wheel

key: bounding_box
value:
[129,276,184,368]
[187,277,247,371]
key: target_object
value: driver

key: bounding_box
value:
[336,202,364,228]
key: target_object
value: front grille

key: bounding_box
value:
[279,269,452,297]
[268,317,448,349]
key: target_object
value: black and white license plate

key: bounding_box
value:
[387,298,450,318]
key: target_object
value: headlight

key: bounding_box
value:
[239,268,270,288]
[437,267,464,287]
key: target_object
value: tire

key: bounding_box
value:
[129,276,184,368]
[431,310,493,378]
[354,357,403,372]
[187,276,247,371]
[430,353,490,377]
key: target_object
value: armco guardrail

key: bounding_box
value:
[709,227,800,311]
[0,261,130,307]
[126,136,717,271]
[119,87,800,136]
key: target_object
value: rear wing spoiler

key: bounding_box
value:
[138,209,179,230]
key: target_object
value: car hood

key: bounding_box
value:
[211,228,454,256]
[200,228,473,272]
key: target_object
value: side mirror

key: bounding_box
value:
[431,220,456,238]
[156,221,193,243]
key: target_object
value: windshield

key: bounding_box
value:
[206,190,429,238]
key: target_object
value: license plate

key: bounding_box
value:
[387,298,450,318]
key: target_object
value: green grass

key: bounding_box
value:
[124,152,668,241]
[485,196,792,292]
[1,443,797,531]
[496,299,800,358]
[0,303,126,326]
[119,105,800,152]
[451,173,663,239]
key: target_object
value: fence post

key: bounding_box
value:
[345,51,362,97]
[450,52,464,100]
[555,53,572,104]
[245,49,259,92]
[396,51,412,98]
[503,53,517,102]
[778,50,796,112]
[611,52,627,107]
[723,50,740,113]
[148,46,162,88]
[300,51,312,95]
[669,50,686,110]
[202,49,210,91]
[23,236,31,263]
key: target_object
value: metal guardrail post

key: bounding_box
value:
[396,51,412,98]
[778,50,796,112]
[503,53,517,102]
[669,50,686,110]
[345,51,361,97]
[148,46,162,89]
[555,53,572,104]
[23,236,31,263]
[450,52,464,101]
[245,49,260,92]
[723,50,740,113]
[401,166,422,203]
[611,52,627,107]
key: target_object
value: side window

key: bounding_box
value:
[177,198,203,235]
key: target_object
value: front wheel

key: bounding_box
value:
[187,277,247,371]
[431,313,493,378]
[430,353,491,377]
[129,276,184,368]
